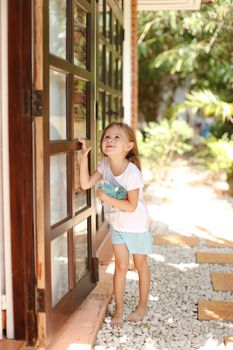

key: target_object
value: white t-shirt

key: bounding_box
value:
[97,157,149,233]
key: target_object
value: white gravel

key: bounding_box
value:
[94,160,233,350]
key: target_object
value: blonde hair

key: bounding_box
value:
[100,122,141,170]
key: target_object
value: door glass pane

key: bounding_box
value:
[113,59,118,89]
[98,43,104,82]
[74,78,88,139]
[74,2,87,68]
[51,232,68,306]
[98,0,104,35]
[118,25,123,54]
[118,60,122,90]
[119,98,123,119]
[74,151,87,212]
[50,153,68,225]
[113,17,118,50]
[106,94,111,124]
[74,220,88,283]
[50,70,67,140]
[97,91,104,162]
[106,50,111,86]
[49,0,66,58]
[106,4,111,41]
[113,97,118,121]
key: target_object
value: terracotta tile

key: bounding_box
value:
[206,238,233,248]
[154,235,199,247]
[211,272,233,291]
[224,337,233,349]
[97,232,114,265]
[198,301,233,321]
[196,252,233,264]
[48,264,113,350]
[0,339,25,350]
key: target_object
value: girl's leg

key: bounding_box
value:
[111,244,129,327]
[128,254,150,322]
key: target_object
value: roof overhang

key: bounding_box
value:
[137,0,202,11]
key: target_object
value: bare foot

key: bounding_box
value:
[111,309,124,328]
[128,306,147,322]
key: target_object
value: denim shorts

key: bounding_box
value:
[110,225,153,255]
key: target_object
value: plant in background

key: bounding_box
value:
[138,0,233,123]
[197,135,233,188]
[167,89,233,124]
[137,119,193,179]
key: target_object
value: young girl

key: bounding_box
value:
[79,122,152,328]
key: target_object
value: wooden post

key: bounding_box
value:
[131,0,138,131]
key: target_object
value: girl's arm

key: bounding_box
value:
[79,139,102,189]
[96,188,139,212]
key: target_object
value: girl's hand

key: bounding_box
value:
[78,138,91,158]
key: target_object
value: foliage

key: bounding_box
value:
[137,119,193,177]
[167,89,233,123]
[196,135,233,183]
[138,0,233,122]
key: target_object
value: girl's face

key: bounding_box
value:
[101,125,134,157]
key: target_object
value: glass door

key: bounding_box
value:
[96,0,124,232]
[35,0,97,344]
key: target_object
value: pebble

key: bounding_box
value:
[95,163,233,350]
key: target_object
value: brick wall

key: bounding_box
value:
[131,0,138,131]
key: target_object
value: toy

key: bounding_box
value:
[97,181,127,199]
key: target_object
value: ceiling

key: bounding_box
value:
[137,0,202,11]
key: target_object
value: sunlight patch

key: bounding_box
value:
[149,253,165,262]
[168,262,199,271]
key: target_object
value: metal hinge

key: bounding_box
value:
[92,257,99,283]
[37,289,45,312]
[23,90,43,118]
[32,90,43,117]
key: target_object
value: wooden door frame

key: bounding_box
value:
[35,0,98,346]
[8,0,36,345]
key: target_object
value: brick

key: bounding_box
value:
[211,272,233,291]
[196,252,233,264]
[154,235,199,247]
[198,301,233,321]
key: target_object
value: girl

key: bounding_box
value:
[79,122,152,328]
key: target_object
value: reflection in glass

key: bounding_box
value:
[116,0,123,9]
[50,70,67,140]
[96,87,104,229]
[74,2,87,68]
[74,78,87,139]
[118,60,122,90]
[74,151,87,212]
[119,98,123,118]
[113,97,118,121]
[118,25,123,54]
[106,94,111,124]
[106,50,111,86]
[98,43,104,82]
[50,153,67,225]
[113,16,118,49]
[97,92,104,163]
[113,59,118,89]
[49,0,66,58]
[74,220,88,283]
[98,0,104,35]
[106,4,111,41]
[51,232,68,306]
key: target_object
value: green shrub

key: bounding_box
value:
[204,135,233,180]
[137,119,194,177]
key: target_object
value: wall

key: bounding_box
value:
[0,0,14,339]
